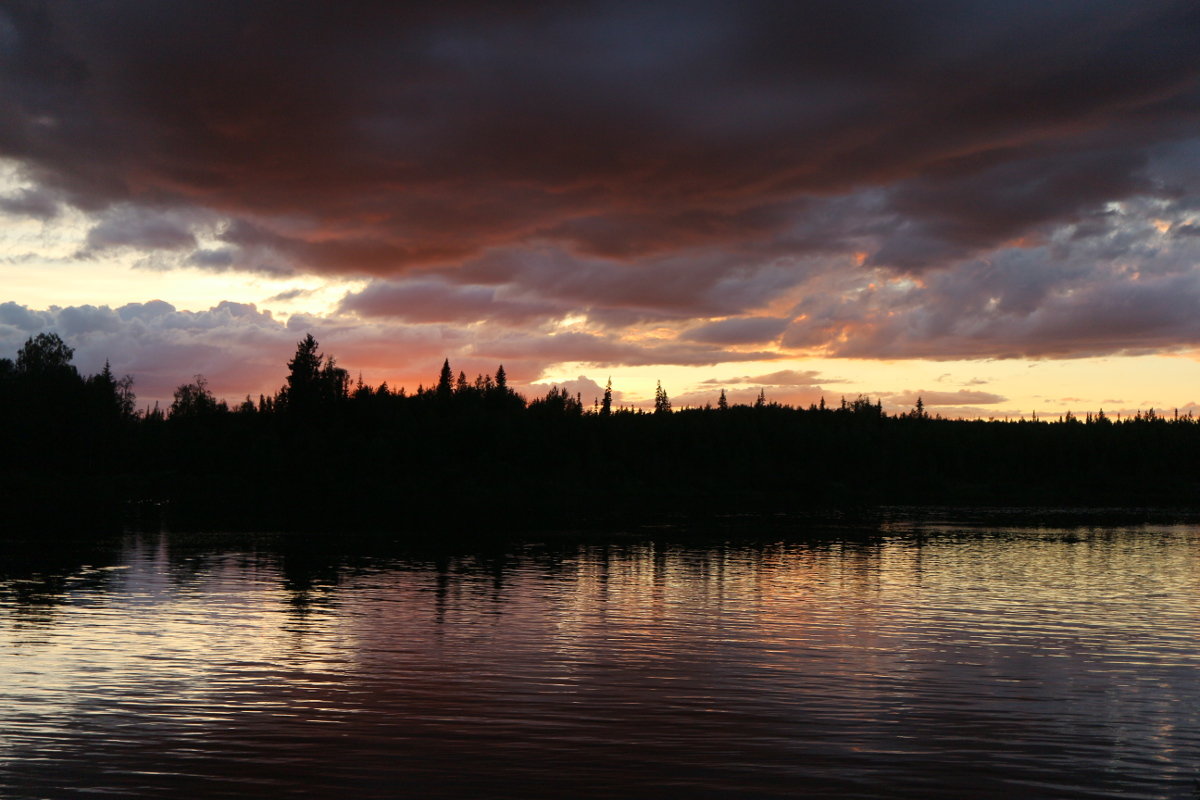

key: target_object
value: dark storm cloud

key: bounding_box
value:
[3,1,1200,359]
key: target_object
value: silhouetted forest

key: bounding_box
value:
[2,333,1198,534]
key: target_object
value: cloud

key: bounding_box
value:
[3,4,1197,267]
[780,216,1200,358]
[882,389,1007,406]
[699,369,829,387]
[526,375,615,406]
[0,300,52,331]
[0,300,289,406]
[468,330,777,368]
[442,245,813,321]
[81,206,199,253]
[868,145,1154,272]
[682,316,791,345]
[0,298,783,409]
[1,2,1199,363]
[0,185,59,219]
[186,248,237,270]
[339,278,566,326]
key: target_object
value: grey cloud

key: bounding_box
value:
[82,207,198,253]
[869,145,1154,272]
[0,300,52,331]
[56,304,121,336]
[0,298,782,409]
[447,245,812,321]
[786,265,1200,359]
[0,300,290,407]
[265,288,315,303]
[683,316,791,345]
[186,248,237,269]
[116,299,177,321]
[339,279,566,326]
[0,185,59,219]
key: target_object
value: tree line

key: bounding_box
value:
[2,332,1197,534]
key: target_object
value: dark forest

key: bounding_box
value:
[2,333,1197,535]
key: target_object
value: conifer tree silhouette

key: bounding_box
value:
[654,381,671,414]
[437,359,454,402]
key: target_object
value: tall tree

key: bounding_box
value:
[282,333,322,409]
[654,381,671,414]
[600,377,613,416]
[436,359,454,401]
[319,355,349,404]
[718,388,728,411]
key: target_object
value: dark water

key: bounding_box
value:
[2,521,1199,799]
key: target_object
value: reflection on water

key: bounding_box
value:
[2,523,1199,799]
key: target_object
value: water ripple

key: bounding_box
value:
[1,525,1198,798]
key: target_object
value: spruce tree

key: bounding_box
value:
[436,359,453,401]
[654,381,671,414]
[281,333,322,410]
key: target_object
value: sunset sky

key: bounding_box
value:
[1,1,1198,415]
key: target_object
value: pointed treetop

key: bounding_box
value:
[437,358,454,399]
[600,376,613,416]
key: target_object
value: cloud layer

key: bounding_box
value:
[2,1,1200,378]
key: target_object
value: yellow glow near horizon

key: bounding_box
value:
[538,352,1199,417]
[0,216,360,320]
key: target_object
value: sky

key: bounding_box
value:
[1,1,1198,416]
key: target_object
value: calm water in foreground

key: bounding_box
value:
[1,519,1198,799]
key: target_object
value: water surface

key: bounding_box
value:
[2,521,1198,798]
